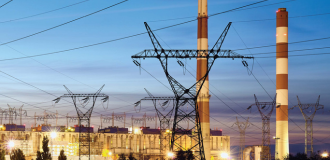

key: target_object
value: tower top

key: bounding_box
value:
[278,8,287,12]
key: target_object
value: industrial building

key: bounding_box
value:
[0,124,230,160]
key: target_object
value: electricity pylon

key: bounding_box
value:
[54,85,109,160]
[248,94,277,160]
[132,22,253,160]
[232,117,250,160]
[290,95,324,157]
[136,88,175,160]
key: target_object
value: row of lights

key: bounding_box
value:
[167,152,229,159]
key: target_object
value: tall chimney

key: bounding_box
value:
[276,8,289,160]
[197,0,210,160]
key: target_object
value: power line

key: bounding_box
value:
[0,0,128,46]
[147,0,294,23]
[256,52,330,58]
[0,0,90,23]
[234,12,330,23]
[248,46,330,56]
[0,0,270,62]
[0,0,13,9]
[234,36,330,51]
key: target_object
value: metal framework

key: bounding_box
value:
[34,111,57,126]
[232,117,250,160]
[248,94,277,160]
[290,95,324,157]
[101,112,126,128]
[54,85,109,160]
[67,113,79,127]
[132,22,253,160]
[136,88,176,160]
[0,105,27,125]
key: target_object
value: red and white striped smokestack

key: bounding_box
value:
[276,8,289,160]
[197,0,210,160]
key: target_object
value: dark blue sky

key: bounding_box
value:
[0,0,329,155]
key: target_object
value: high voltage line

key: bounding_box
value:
[0,0,13,9]
[0,0,128,46]
[0,0,269,61]
[0,0,328,145]
[0,0,90,23]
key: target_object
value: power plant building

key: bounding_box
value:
[0,126,230,160]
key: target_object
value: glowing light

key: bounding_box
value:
[167,152,174,157]
[134,128,139,134]
[276,34,278,37]
[322,152,328,158]
[221,152,229,159]
[8,141,14,148]
[166,129,170,133]
[51,132,57,139]
[109,152,112,156]
[284,33,287,36]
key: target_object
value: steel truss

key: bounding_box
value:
[0,104,26,125]
[54,85,109,160]
[101,112,126,128]
[248,94,277,160]
[290,95,324,157]
[132,22,253,160]
[137,88,176,160]
[232,117,250,160]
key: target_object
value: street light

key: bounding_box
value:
[221,152,229,159]
[51,132,57,156]
[51,132,57,139]
[273,136,280,160]
[8,140,14,148]
[321,151,328,158]
[168,152,174,159]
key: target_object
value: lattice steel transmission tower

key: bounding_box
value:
[54,85,109,160]
[132,22,253,160]
[232,117,250,160]
[248,94,277,160]
[137,88,176,160]
[67,113,79,127]
[101,112,126,128]
[290,95,324,157]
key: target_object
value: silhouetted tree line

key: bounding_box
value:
[284,151,330,160]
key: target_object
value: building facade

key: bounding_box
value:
[0,128,229,160]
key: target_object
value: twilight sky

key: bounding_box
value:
[0,0,329,155]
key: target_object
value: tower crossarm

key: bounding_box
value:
[290,95,324,157]
[290,95,324,120]
[132,49,253,59]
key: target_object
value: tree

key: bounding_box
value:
[36,136,52,160]
[118,153,126,160]
[186,149,194,160]
[128,153,136,160]
[175,150,185,160]
[0,150,5,160]
[58,149,67,160]
[10,149,25,160]
[36,151,42,160]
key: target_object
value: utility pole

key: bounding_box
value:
[248,94,277,160]
[232,117,250,160]
[132,22,253,160]
[290,95,324,157]
[54,85,109,160]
